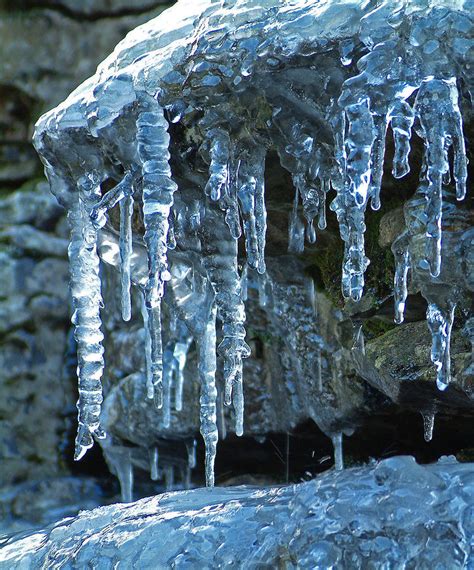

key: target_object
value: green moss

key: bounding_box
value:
[363,199,401,301]
[246,326,277,345]
[456,448,474,463]
[304,236,345,307]
[0,177,46,198]
[362,317,397,339]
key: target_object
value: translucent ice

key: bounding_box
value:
[3,457,472,568]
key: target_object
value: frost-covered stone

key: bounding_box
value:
[1,457,473,568]
[32,0,472,486]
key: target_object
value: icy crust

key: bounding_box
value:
[33,0,472,483]
[1,457,473,568]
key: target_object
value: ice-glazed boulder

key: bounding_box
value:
[33,0,472,487]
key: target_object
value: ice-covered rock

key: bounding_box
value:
[32,0,472,487]
[1,456,473,568]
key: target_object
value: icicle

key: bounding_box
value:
[318,180,328,231]
[352,322,365,354]
[162,348,173,428]
[254,151,267,274]
[117,449,134,503]
[305,276,316,313]
[200,210,250,437]
[288,187,305,253]
[205,128,241,238]
[421,411,436,442]
[327,97,375,302]
[164,465,174,491]
[334,200,368,302]
[392,233,410,324]
[369,114,388,211]
[241,263,249,302]
[237,146,267,274]
[426,302,455,391]
[68,177,106,461]
[315,349,323,393]
[344,98,376,207]
[217,389,227,440]
[258,272,268,308]
[187,439,197,469]
[140,290,154,400]
[205,128,231,202]
[136,92,177,406]
[389,100,414,179]
[415,79,461,278]
[150,446,159,481]
[332,433,344,471]
[184,467,191,490]
[119,193,133,321]
[173,335,192,412]
[89,171,133,230]
[197,304,219,487]
[148,303,164,409]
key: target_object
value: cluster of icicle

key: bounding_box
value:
[33,0,471,486]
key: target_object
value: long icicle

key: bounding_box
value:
[69,178,105,461]
[197,304,219,487]
[119,193,134,321]
[392,232,410,324]
[136,91,177,407]
[426,301,456,391]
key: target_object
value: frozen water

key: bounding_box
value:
[32,0,472,484]
[1,457,473,568]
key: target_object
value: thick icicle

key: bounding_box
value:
[343,98,375,208]
[205,128,231,203]
[426,302,455,391]
[68,177,106,461]
[330,105,371,302]
[389,100,414,180]
[136,92,177,406]
[205,128,241,239]
[197,305,219,487]
[414,78,463,277]
[369,114,388,211]
[200,207,250,437]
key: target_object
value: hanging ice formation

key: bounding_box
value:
[33,0,472,485]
